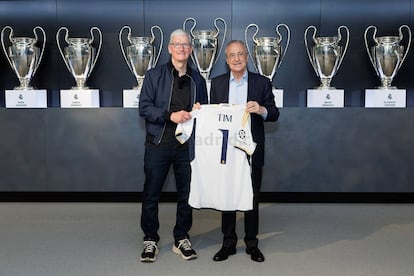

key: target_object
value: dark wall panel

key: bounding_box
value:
[263,108,414,192]
[1,108,414,193]
[44,109,143,191]
[0,110,46,191]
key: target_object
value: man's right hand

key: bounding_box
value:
[170,110,192,124]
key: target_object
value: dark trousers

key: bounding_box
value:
[140,146,192,243]
[221,164,262,249]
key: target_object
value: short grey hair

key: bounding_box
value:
[225,40,248,55]
[169,29,192,44]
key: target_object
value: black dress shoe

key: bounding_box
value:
[213,247,236,261]
[246,247,265,262]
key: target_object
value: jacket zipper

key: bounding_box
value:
[156,69,175,144]
[157,70,197,144]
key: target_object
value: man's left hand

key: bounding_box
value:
[246,101,266,115]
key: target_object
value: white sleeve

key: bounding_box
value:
[175,110,197,144]
[234,111,256,155]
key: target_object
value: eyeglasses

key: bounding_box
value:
[170,43,192,49]
[227,52,247,60]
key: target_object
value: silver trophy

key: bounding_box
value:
[1,26,46,90]
[304,25,349,89]
[183,17,227,81]
[119,25,163,90]
[56,26,102,89]
[364,25,411,89]
[245,23,290,85]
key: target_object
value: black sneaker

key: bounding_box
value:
[140,241,159,262]
[172,238,197,260]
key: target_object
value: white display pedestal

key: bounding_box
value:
[5,89,47,108]
[60,89,100,108]
[273,88,283,108]
[123,89,140,108]
[307,89,344,108]
[365,89,406,108]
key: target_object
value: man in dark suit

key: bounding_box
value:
[209,40,279,262]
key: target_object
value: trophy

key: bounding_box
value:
[119,25,163,90]
[183,17,227,81]
[364,25,411,89]
[304,25,349,89]
[245,23,290,84]
[1,26,46,90]
[56,26,102,89]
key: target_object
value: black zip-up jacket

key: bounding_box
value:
[139,61,208,145]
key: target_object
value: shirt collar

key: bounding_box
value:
[230,70,248,83]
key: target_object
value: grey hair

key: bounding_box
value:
[169,29,192,44]
[225,40,248,55]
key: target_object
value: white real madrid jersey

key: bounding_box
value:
[175,104,256,211]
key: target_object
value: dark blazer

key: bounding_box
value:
[210,71,279,167]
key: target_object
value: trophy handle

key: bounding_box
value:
[183,17,197,66]
[119,25,134,73]
[398,24,411,70]
[151,25,164,67]
[364,25,378,74]
[336,25,350,70]
[32,26,46,76]
[304,25,319,76]
[183,17,196,37]
[88,26,102,78]
[213,17,227,65]
[276,23,291,70]
[244,23,259,72]
[56,27,72,73]
[0,26,15,71]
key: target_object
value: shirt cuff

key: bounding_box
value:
[261,107,268,120]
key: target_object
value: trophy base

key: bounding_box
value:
[377,86,398,90]
[365,89,406,108]
[307,89,344,108]
[14,86,35,90]
[71,86,91,90]
[123,89,141,108]
[272,88,283,108]
[5,89,47,108]
[314,85,337,90]
[60,89,100,108]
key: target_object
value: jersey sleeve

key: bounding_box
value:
[233,111,256,155]
[175,110,197,144]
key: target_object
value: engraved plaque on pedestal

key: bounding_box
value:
[365,89,406,108]
[273,88,283,108]
[5,90,47,108]
[307,89,344,108]
[123,89,140,108]
[60,89,100,108]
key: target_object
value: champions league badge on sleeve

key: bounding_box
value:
[234,113,256,156]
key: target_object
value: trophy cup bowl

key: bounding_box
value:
[183,17,227,81]
[1,26,46,90]
[192,30,217,77]
[254,37,281,79]
[305,25,349,89]
[245,23,290,83]
[56,26,102,90]
[364,25,411,89]
[119,25,163,90]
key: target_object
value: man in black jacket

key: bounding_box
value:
[210,40,279,263]
[139,29,208,262]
